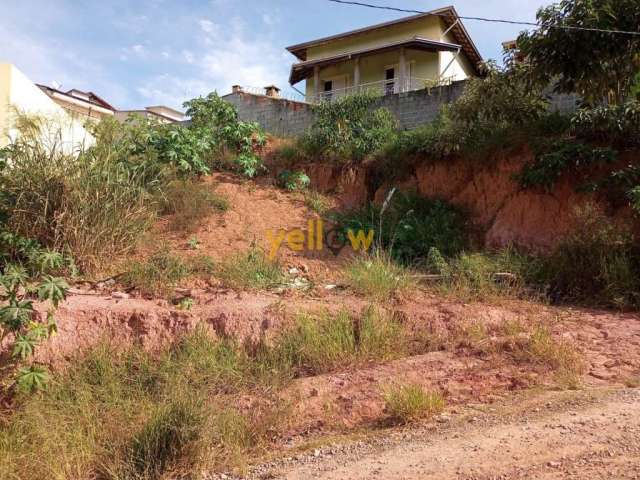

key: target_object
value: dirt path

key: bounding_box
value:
[260,388,640,480]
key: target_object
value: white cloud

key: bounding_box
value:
[199,19,217,33]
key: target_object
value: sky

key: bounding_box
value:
[0,0,548,111]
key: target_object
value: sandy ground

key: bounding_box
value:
[270,387,640,480]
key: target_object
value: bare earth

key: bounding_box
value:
[266,388,640,480]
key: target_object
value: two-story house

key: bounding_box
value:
[287,5,483,102]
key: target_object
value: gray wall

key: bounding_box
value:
[224,81,579,137]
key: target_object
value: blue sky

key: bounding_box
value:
[0,0,547,111]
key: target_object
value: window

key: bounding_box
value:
[384,67,395,95]
[323,80,333,100]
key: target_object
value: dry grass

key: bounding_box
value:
[383,384,445,424]
[160,180,229,232]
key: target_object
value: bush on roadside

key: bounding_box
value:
[216,246,284,290]
[383,384,445,424]
[344,251,415,299]
[331,192,468,265]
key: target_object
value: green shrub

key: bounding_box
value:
[517,140,617,192]
[122,248,192,296]
[216,247,284,290]
[332,192,468,264]
[572,101,640,147]
[383,384,445,424]
[540,204,640,309]
[184,92,266,177]
[160,180,229,231]
[276,170,310,191]
[344,252,414,299]
[300,92,397,162]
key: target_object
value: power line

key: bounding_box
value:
[327,0,640,37]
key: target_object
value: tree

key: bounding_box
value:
[517,0,640,105]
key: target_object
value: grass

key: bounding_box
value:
[269,307,406,376]
[216,246,284,290]
[160,180,229,232]
[510,324,585,389]
[344,252,415,300]
[122,248,192,297]
[383,384,445,424]
[304,190,332,215]
[428,248,540,302]
[0,328,287,480]
[0,307,411,479]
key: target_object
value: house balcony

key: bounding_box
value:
[306,75,455,104]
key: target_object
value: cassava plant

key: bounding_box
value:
[0,264,68,393]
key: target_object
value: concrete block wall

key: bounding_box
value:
[222,92,314,137]
[224,81,579,137]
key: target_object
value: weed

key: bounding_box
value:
[122,248,191,296]
[271,307,405,375]
[187,237,201,250]
[383,384,445,424]
[303,190,332,215]
[216,247,283,290]
[512,324,585,389]
[624,377,640,388]
[540,204,640,309]
[276,170,310,191]
[344,252,414,299]
[160,180,229,232]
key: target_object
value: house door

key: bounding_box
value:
[384,67,396,95]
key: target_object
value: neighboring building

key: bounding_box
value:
[287,5,483,102]
[0,63,93,151]
[37,84,116,122]
[115,105,186,124]
[502,39,524,65]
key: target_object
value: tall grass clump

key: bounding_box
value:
[0,114,161,272]
[271,307,406,375]
[216,246,284,290]
[426,247,541,302]
[122,248,192,297]
[344,251,415,299]
[383,384,445,424]
[160,179,229,231]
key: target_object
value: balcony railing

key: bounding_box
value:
[306,76,455,104]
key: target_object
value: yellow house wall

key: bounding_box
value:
[0,63,94,150]
[302,17,476,95]
[306,16,442,60]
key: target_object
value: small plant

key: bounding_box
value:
[177,297,194,310]
[304,190,331,215]
[123,248,191,296]
[344,252,414,299]
[0,264,68,392]
[383,384,445,424]
[216,246,284,290]
[277,170,310,191]
[187,237,201,250]
[512,324,585,389]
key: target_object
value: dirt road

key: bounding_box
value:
[260,388,640,480]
